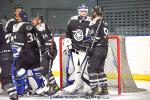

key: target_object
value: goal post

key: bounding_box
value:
[59,35,146,95]
[107,36,121,95]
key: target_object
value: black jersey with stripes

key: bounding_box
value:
[88,18,109,47]
[0,23,10,50]
[36,23,56,50]
[5,18,18,33]
[0,23,12,61]
[12,21,38,49]
[66,15,91,51]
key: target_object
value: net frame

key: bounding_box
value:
[59,35,145,95]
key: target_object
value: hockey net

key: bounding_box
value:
[59,36,146,95]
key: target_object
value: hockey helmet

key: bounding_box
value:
[78,4,88,15]
[92,5,104,16]
[36,14,44,22]
[14,5,23,12]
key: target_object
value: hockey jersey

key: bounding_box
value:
[5,18,18,33]
[88,18,109,47]
[66,15,91,51]
[36,23,56,50]
[0,23,12,60]
[12,21,38,49]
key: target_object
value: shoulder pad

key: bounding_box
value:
[36,23,46,31]
[67,15,78,25]
[13,22,29,32]
[70,15,79,21]
[8,18,15,22]
[5,18,16,28]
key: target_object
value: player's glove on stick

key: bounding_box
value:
[87,48,93,57]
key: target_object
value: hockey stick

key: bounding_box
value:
[66,49,75,85]
[48,15,56,96]
[81,54,90,85]
[89,20,102,51]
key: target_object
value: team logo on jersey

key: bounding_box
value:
[26,25,33,30]
[73,29,84,42]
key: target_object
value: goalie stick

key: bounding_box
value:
[65,48,75,86]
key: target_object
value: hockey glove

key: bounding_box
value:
[86,48,93,57]
[63,38,72,52]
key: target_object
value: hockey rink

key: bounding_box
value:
[0,79,150,100]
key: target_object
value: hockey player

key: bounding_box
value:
[5,5,23,33]
[1,5,23,99]
[62,4,91,93]
[0,22,18,100]
[35,15,60,95]
[10,11,47,96]
[86,5,109,98]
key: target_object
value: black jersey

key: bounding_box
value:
[66,15,91,51]
[12,22,38,49]
[5,18,18,33]
[0,23,11,50]
[88,18,109,47]
[0,23,5,45]
[0,23,12,60]
[36,23,56,49]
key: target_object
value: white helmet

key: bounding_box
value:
[78,4,88,15]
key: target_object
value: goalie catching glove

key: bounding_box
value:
[63,38,72,51]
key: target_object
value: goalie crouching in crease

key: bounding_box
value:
[9,11,59,99]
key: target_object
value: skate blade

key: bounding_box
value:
[100,94,109,99]
[53,90,86,98]
[86,94,109,99]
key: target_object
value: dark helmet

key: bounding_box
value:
[36,14,44,22]
[93,5,104,16]
[18,11,28,21]
[14,5,23,12]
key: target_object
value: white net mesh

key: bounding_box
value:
[60,36,146,94]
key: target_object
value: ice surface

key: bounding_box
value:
[0,79,150,100]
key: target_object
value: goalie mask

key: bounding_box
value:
[78,4,88,16]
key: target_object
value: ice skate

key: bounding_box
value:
[9,94,18,100]
[99,83,109,99]
[85,86,100,99]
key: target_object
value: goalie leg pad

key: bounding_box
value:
[15,68,29,95]
[63,73,83,93]
[27,69,45,93]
